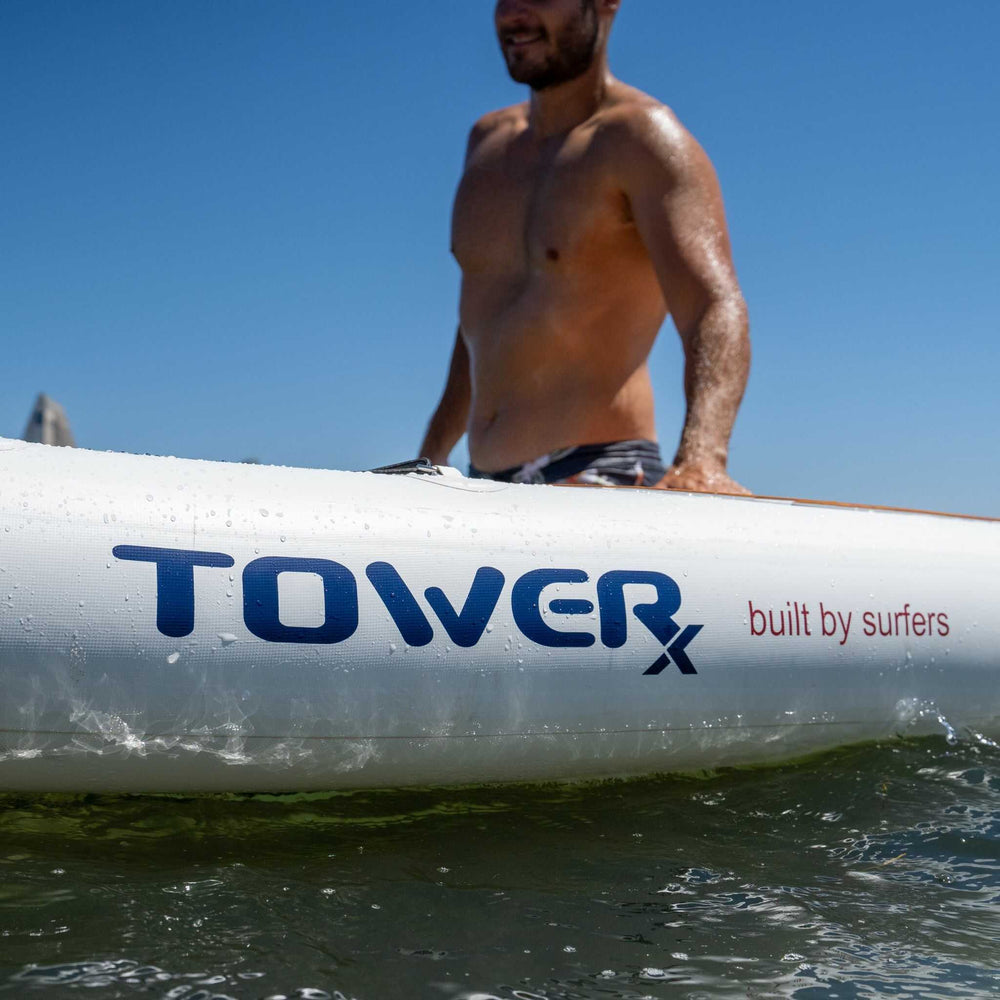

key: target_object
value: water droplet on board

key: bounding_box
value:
[218,633,238,646]
[166,652,180,664]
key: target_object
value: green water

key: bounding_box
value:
[1,737,997,999]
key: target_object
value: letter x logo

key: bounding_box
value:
[642,624,703,675]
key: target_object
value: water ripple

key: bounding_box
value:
[0,737,997,999]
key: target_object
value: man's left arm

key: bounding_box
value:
[620,106,751,495]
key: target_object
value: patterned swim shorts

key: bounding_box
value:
[469,439,666,487]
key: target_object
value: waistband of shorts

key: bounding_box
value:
[469,439,663,484]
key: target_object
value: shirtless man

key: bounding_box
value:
[419,0,750,493]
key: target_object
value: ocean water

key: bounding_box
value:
[0,737,997,1000]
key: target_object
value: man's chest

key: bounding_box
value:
[452,129,633,274]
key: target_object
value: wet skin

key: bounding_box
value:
[421,0,750,493]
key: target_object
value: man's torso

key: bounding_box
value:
[451,87,672,471]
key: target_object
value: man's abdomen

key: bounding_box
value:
[466,340,659,473]
[459,259,667,472]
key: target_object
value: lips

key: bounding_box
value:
[503,29,545,49]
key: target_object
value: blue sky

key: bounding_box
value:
[3,1,998,515]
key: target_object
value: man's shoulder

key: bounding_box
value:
[472,102,529,134]
[596,86,697,158]
[596,85,712,185]
[466,103,529,156]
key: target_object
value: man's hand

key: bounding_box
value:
[656,462,752,496]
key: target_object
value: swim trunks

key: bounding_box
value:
[469,439,666,487]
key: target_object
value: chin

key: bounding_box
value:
[505,57,538,83]
[507,62,555,89]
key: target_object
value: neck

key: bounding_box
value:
[528,56,613,138]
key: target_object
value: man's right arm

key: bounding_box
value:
[418,328,471,466]
[420,113,507,466]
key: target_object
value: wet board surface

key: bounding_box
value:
[1,437,997,793]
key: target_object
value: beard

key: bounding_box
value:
[503,0,599,92]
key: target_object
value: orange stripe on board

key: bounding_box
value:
[552,482,998,523]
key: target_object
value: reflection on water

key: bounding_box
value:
[0,737,997,999]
